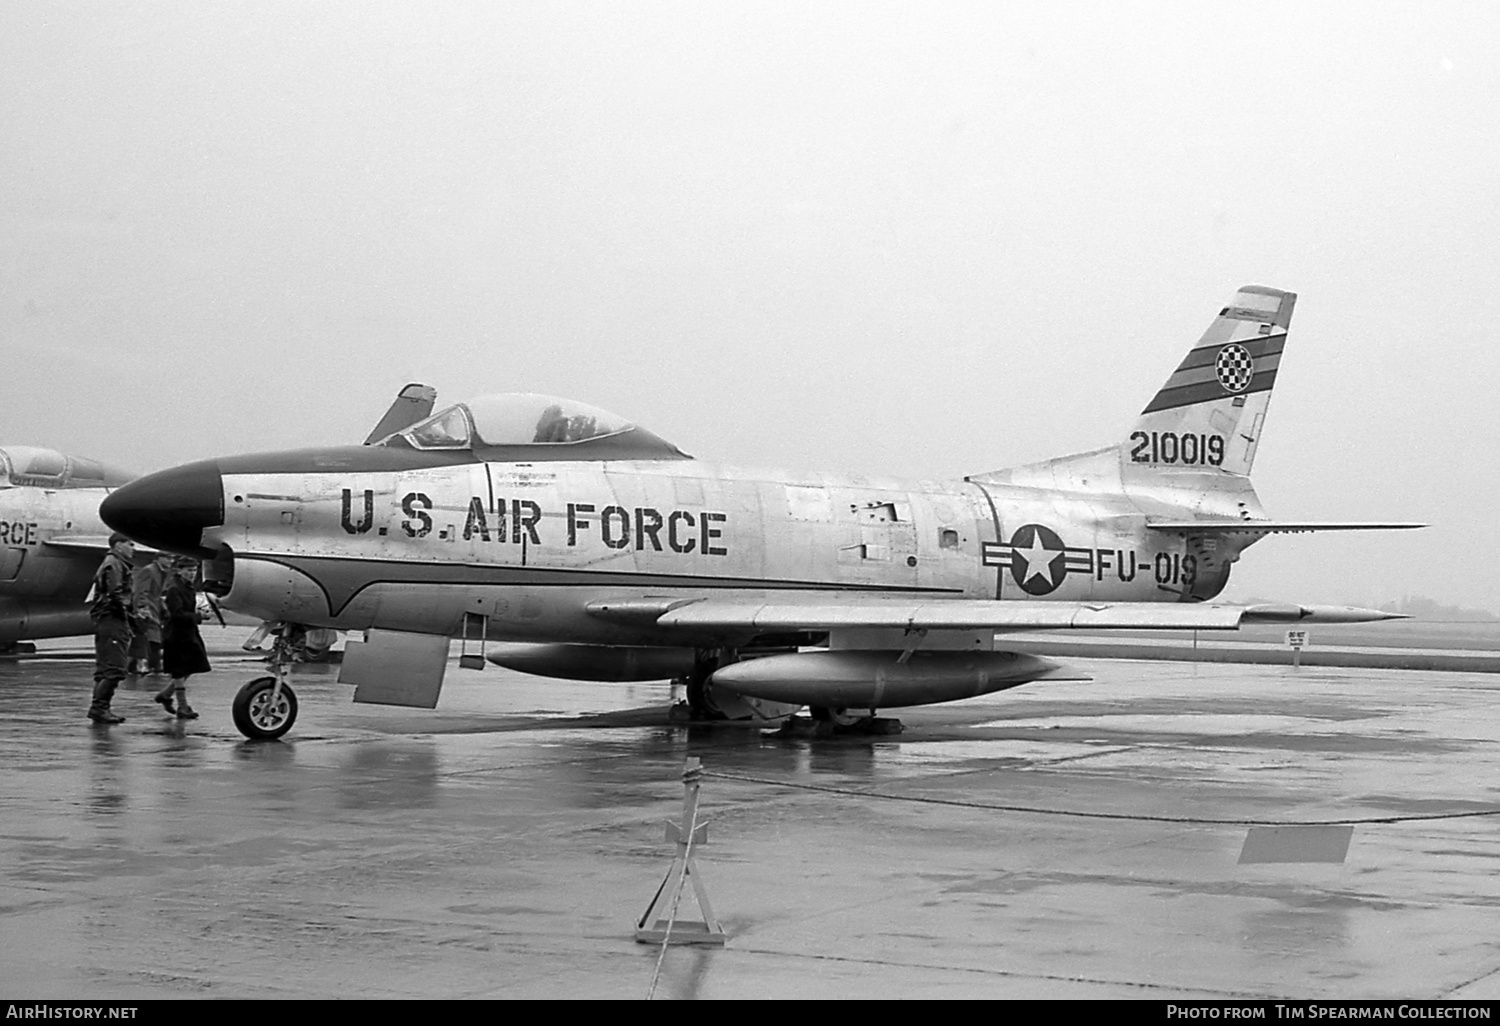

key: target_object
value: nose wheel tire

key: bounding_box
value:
[232,675,299,740]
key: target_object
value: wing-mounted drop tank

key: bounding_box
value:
[486,643,697,682]
[708,649,1080,709]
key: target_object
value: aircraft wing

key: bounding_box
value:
[586,597,1404,632]
[1147,520,1425,535]
[43,535,164,558]
[41,534,112,552]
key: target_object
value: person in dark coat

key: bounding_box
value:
[129,553,171,675]
[87,533,135,723]
[154,557,210,719]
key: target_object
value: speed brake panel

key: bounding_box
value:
[341,629,451,708]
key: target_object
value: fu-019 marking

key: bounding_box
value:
[981,523,1198,596]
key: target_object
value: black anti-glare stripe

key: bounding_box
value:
[217,445,479,476]
[214,432,691,478]
[1173,334,1285,372]
[241,552,963,618]
[1140,369,1278,414]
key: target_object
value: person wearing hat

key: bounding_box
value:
[87,533,135,723]
[130,552,172,676]
[154,556,210,719]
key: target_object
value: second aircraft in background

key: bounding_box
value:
[0,447,135,652]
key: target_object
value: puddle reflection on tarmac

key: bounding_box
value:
[4,634,1500,999]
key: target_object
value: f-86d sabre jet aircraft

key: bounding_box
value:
[0,447,135,651]
[101,286,1419,739]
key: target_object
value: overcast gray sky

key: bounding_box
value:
[3,1,1497,612]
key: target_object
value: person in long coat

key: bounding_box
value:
[130,553,171,675]
[154,557,211,719]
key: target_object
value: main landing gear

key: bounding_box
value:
[669,664,734,723]
[669,650,898,734]
[670,649,802,725]
[231,630,300,740]
[772,706,904,738]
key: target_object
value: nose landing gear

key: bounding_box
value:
[231,630,300,740]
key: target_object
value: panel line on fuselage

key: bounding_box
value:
[238,551,968,619]
[967,480,1006,601]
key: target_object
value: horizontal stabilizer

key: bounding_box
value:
[1148,520,1425,536]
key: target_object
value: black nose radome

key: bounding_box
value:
[100,459,223,558]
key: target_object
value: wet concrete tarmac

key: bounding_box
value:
[4,629,1500,1000]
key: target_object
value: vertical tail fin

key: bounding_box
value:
[1129,285,1295,477]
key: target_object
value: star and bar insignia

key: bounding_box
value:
[980,523,1094,596]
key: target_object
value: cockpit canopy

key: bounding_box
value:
[378,393,690,461]
[0,446,134,490]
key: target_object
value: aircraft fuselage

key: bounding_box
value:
[211,452,1253,648]
[0,485,112,646]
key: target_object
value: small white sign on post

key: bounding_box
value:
[1285,629,1309,667]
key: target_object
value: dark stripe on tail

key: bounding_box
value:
[1172,333,1286,372]
[1141,369,1280,414]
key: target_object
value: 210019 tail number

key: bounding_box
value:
[1129,431,1225,466]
